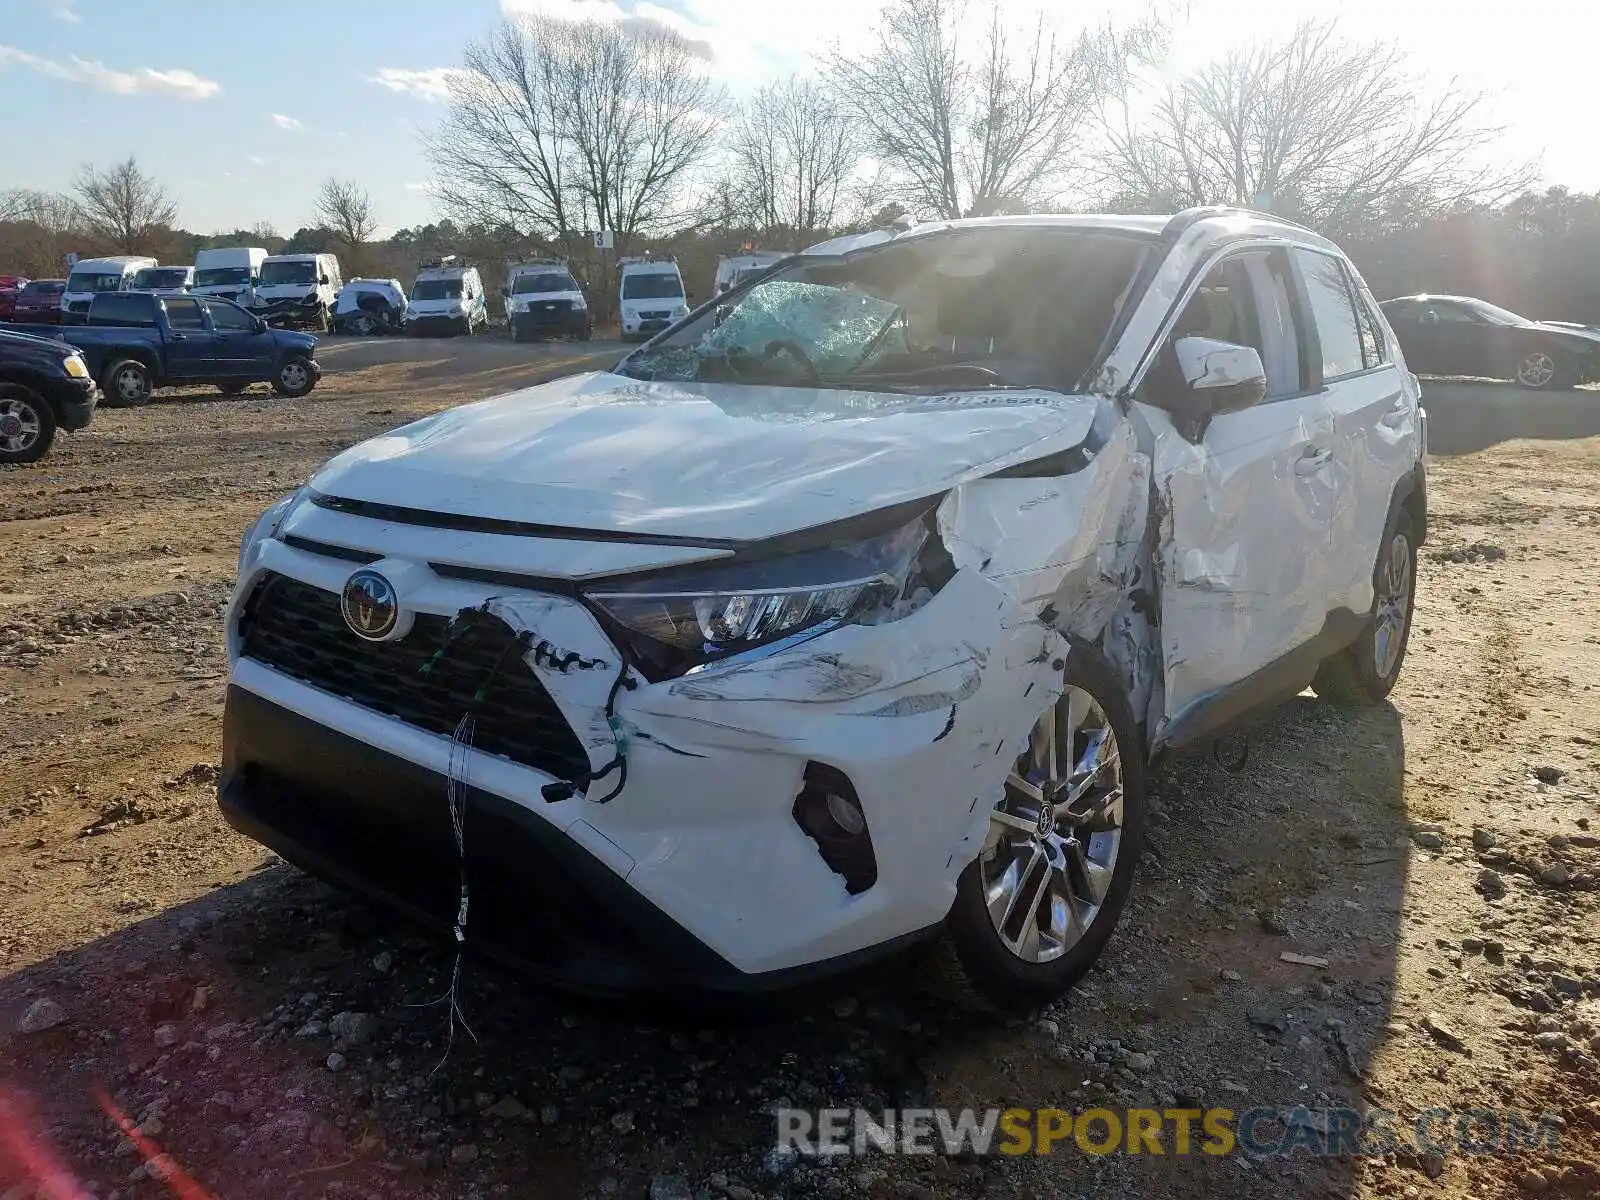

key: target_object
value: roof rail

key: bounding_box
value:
[419,254,461,270]
[1160,205,1315,240]
[507,256,566,268]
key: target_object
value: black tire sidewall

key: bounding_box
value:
[0,385,56,464]
[946,642,1147,1009]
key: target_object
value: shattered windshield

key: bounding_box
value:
[617,229,1149,394]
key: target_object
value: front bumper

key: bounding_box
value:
[405,314,470,337]
[511,307,589,336]
[45,375,99,430]
[219,523,1068,992]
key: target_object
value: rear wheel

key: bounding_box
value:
[352,312,378,336]
[0,385,56,464]
[1314,513,1417,704]
[946,645,1145,1010]
[102,359,153,407]
[1513,348,1573,390]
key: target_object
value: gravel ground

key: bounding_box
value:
[1,348,1597,1200]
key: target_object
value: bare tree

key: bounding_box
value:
[72,157,177,253]
[314,178,378,261]
[825,0,1165,219]
[427,13,724,251]
[726,76,861,241]
[1104,20,1533,232]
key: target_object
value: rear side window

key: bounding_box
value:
[1345,269,1389,369]
[163,298,206,329]
[89,294,155,327]
[1294,250,1364,380]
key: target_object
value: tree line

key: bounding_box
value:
[5,5,1599,322]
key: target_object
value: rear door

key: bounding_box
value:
[1136,246,1340,730]
[204,299,275,376]
[1296,251,1422,619]
[160,297,218,381]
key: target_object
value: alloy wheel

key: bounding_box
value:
[1373,531,1412,679]
[280,362,309,392]
[1517,351,1556,388]
[981,687,1125,964]
[0,397,42,455]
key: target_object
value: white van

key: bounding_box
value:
[618,256,688,342]
[404,257,488,337]
[504,258,591,342]
[60,256,156,318]
[713,250,789,295]
[193,246,268,308]
[254,252,342,330]
[129,264,195,297]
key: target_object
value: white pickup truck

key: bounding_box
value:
[221,207,1426,1006]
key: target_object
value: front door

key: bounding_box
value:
[1135,247,1338,732]
[204,299,275,376]
[160,297,220,382]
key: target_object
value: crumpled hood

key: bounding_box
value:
[309,372,1102,541]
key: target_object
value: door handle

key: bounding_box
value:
[1295,447,1332,474]
[171,333,188,341]
[1378,398,1410,429]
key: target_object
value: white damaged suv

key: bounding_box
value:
[223,208,1426,1006]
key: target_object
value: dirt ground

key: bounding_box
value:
[1,339,1598,1200]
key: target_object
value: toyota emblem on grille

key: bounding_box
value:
[341,569,399,641]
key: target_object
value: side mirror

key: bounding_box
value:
[320,274,330,285]
[1166,336,1267,439]
[254,317,267,334]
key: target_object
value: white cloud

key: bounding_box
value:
[368,66,459,101]
[246,154,267,165]
[404,181,435,193]
[49,4,82,24]
[271,113,302,130]
[0,44,220,99]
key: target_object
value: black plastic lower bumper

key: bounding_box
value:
[218,685,928,996]
[405,316,469,337]
[46,376,99,430]
[511,310,589,338]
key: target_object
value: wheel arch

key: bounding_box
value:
[1385,461,1428,547]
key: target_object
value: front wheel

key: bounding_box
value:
[1513,348,1572,390]
[0,385,56,464]
[273,356,316,398]
[102,359,153,407]
[352,312,378,337]
[946,644,1145,1010]
[1314,513,1417,704]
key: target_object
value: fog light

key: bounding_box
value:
[793,764,877,894]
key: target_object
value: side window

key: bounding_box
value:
[163,298,206,329]
[89,294,154,327]
[1294,250,1364,381]
[1383,300,1421,324]
[1345,270,1389,369]
[1430,303,1476,324]
[206,300,255,331]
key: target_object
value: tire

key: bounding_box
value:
[1512,347,1573,390]
[0,384,56,465]
[1313,512,1417,705]
[218,383,248,397]
[102,358,153,408]
[946,643,1146,1010]
[273,356,316,398]
[352,312,378,337]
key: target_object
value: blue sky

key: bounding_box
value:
[2,0,1597,237]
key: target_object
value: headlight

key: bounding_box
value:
[572,296,587,311]
[586,517,931,674]
[62,354,88,379]
[237,488,303,578]
[674,305,690,318]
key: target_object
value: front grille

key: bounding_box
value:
[69,300,89,313]
[641,309,670,319]
[238,572,591,781]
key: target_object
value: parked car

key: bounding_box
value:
[129,264,195,296]
[0,275,28,321]
[221,207,1425,1006]
[504,259,592,342]
[10,279,66,324]
[8,291,319,405]
[254,253,342,331]
[1380,294,1600,390]
[404,258,488,337]
[713,250,789,295]
[617,256,688,341]
[60,255,157,320]
[0,327,98,464]
[333,278,408,335]
[193,246,268,309]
